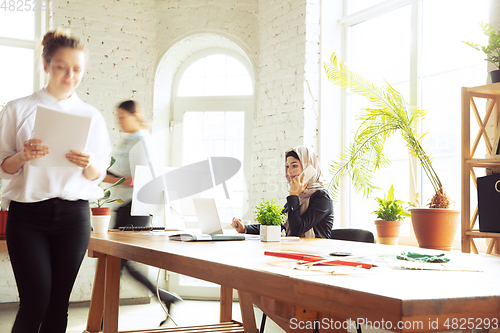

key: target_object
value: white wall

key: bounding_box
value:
[251,0,320,208]
[52,0,158,146]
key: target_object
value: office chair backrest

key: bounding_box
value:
[330,228,375,243]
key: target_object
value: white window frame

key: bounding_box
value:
[172,49,254,216]
[168,49,254,299]
[337,0,491,250]
[0,9,48,94]
[338,0,418,245]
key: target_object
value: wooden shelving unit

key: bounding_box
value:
[462,82,500,254]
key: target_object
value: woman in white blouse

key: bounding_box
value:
[103,100,182,323]
[0,30,111,333]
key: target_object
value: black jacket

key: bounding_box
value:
[245,189,334,239]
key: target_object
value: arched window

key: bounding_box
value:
[172,50,254,224]
[177,54,253,97]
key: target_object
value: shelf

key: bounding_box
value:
[462,83,500,254]
[466,231,500,238]
[466,82,500,95]
[466,158,500,167]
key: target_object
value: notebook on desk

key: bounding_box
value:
[168,198,244,242]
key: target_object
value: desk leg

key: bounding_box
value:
[220,286,233,322]
[103,255,121,333]
[86,254,106,333]
[238,290,258,333]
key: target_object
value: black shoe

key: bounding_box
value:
[158,288,183,310]
[160,317,168,326]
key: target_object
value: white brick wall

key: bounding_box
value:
[154,0,259,65]
[53,0,157,146]
[251,0,320,209]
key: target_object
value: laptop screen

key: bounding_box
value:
[192,198,224,235]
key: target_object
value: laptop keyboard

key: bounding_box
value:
[118,226,165,231]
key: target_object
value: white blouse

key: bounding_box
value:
[0,88,111,210]
[107,129,152,202]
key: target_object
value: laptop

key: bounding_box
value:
[192,198,224,235]
[168,198,244,241]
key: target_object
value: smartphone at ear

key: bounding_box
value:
[299,165,316,183]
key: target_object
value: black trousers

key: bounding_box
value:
[113,201,159,294]
[6,198,91,333]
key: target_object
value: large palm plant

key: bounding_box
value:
[324,53,450,208]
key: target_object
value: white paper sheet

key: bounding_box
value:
[31,104,91,168]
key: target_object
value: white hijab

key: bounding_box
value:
[284,146,324,238]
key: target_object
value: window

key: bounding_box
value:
[181,110,246,223]
[0,9,47,103]
[169,51,254,299]
[0,7,46,201]
[178,54,253,97]
[173,52,253,222]
[339,0,490,242]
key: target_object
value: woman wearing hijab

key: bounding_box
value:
[230,145,334,330]
[231,145,333,238]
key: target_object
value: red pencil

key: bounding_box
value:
[264,251,374,269]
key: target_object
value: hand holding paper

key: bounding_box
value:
[22,139,49,161]
[31,105,91,168]
[66,150,93,168]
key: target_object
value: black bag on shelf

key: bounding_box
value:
[477,174,500,233]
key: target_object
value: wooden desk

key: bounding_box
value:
[86,232,500,333]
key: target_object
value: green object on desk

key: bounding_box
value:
[397,252,450,263]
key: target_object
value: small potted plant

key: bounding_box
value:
[254,199,285,242]
[462,22,500,83]
[373,185,411,245]
[90,157,126,233]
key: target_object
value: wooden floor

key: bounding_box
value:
[0,298,464,333]
[0,299,283,333]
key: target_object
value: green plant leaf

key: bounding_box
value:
[103,177,126,192]
[107,156,117,171]
[103,191,111,200]
[102,198,125,205]
[90,156,126,208]
[387,185,394,201]
[324,53,442,203]
[254,199,286,226]
[462,22,500,69]
[372,186,410,221]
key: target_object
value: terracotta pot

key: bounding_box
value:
[0,210,8,236]
[409,208,460,251]
[91,207,111,216]
[374,220,402,245]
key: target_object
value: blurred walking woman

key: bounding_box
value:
[0,30,111,332]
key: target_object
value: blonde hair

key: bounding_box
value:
[41,29,85,64]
